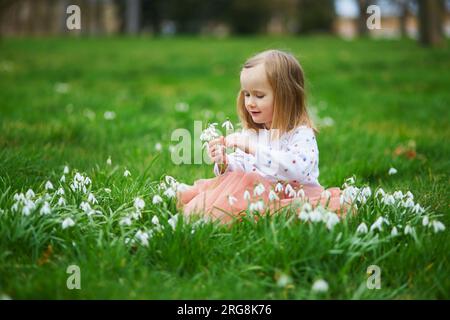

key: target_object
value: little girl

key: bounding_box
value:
[177,49,341,223]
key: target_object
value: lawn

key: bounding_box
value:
[0,36,449,299]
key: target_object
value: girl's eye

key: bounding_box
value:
[256,95,265,99]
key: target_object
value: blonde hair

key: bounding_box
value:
[236,49,316,139]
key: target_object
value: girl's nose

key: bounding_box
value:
[247,96,256,107]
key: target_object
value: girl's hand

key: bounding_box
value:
[225,133,256,155]
[208,136,227,165]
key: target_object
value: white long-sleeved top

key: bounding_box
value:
[214,125,320,185]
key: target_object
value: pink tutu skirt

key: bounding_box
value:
[177,171,343,224]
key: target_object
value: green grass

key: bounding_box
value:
[0,36,449,299]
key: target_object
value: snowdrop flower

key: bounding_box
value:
[11,203,19,212]
[222,119,234,131]
[159,181,168,191]
[405,191,414,200]
[163,187,176,198]
[45,181,54,190]
[119,217,132,226]
[40,202,51,215]
[404,225,414,235]
[21,199,36,216]
[87,193,98,204]
[25,189,35,199]
[412,204,424,214]
[422,216,429,226]
[104,111,116,120]
[325,213,340,230]
[276,273,293,288]
[391,226,398,236]
[243,190,251,201]
[253,183,265,196]
[134,197,145,211]
[62,217,75,229]
[297,189,305,198]
[135,230,149,247]
[22,206,32,216]
[356,222,368,234]
[393,191,404,200]
[341,186,359,204]
[56,187,65,196]
[70,172,91,194]
[339,195,345,206]
[388,167,397,175]
[302,202,312,212]
[60,175,66,183]
[431,220,445,233]
[131,210,142,220]
[312,279,329,293]
[285,184,295,197]
[298,211,310,222]
[228,195,237,206]
[165,175,177,187]
[249,200,264,212]
[375,188,385,197]
[168,214,178,231]
[309,209,322,223]
[287,187,297,198]
[155,142,162,151]
[14,193,25,202]
[382,194,395,206]
[275,183,283,193]
[123,169,131,177]
[106,156,112,165]
[57,197,66,207]
[80,201,92,213]
[361,186,372,198]
[200,123,220,144]
[43,193,52,201]
[402,198,414,208]
[151,215,160,226]
[152,195,163,204]
[64,166,70,174]
[268,190,279,202]
[370,217,389,232]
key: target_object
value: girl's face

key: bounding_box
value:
[240,63,274,129]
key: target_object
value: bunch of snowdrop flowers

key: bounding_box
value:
[4,163,446,252]
[8,167,101,229]
[200,123,220,149]
[298,202,340,231]
[157,175,189,200]
[338,177,446,237]
[70,172,92,194]
[11,190,38,216]
[199,119,235,149]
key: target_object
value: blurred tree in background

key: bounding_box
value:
[297,0,335,33]
[418,0,445,46]
[0,0,449,46]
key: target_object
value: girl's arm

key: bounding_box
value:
[227,127,319,183]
